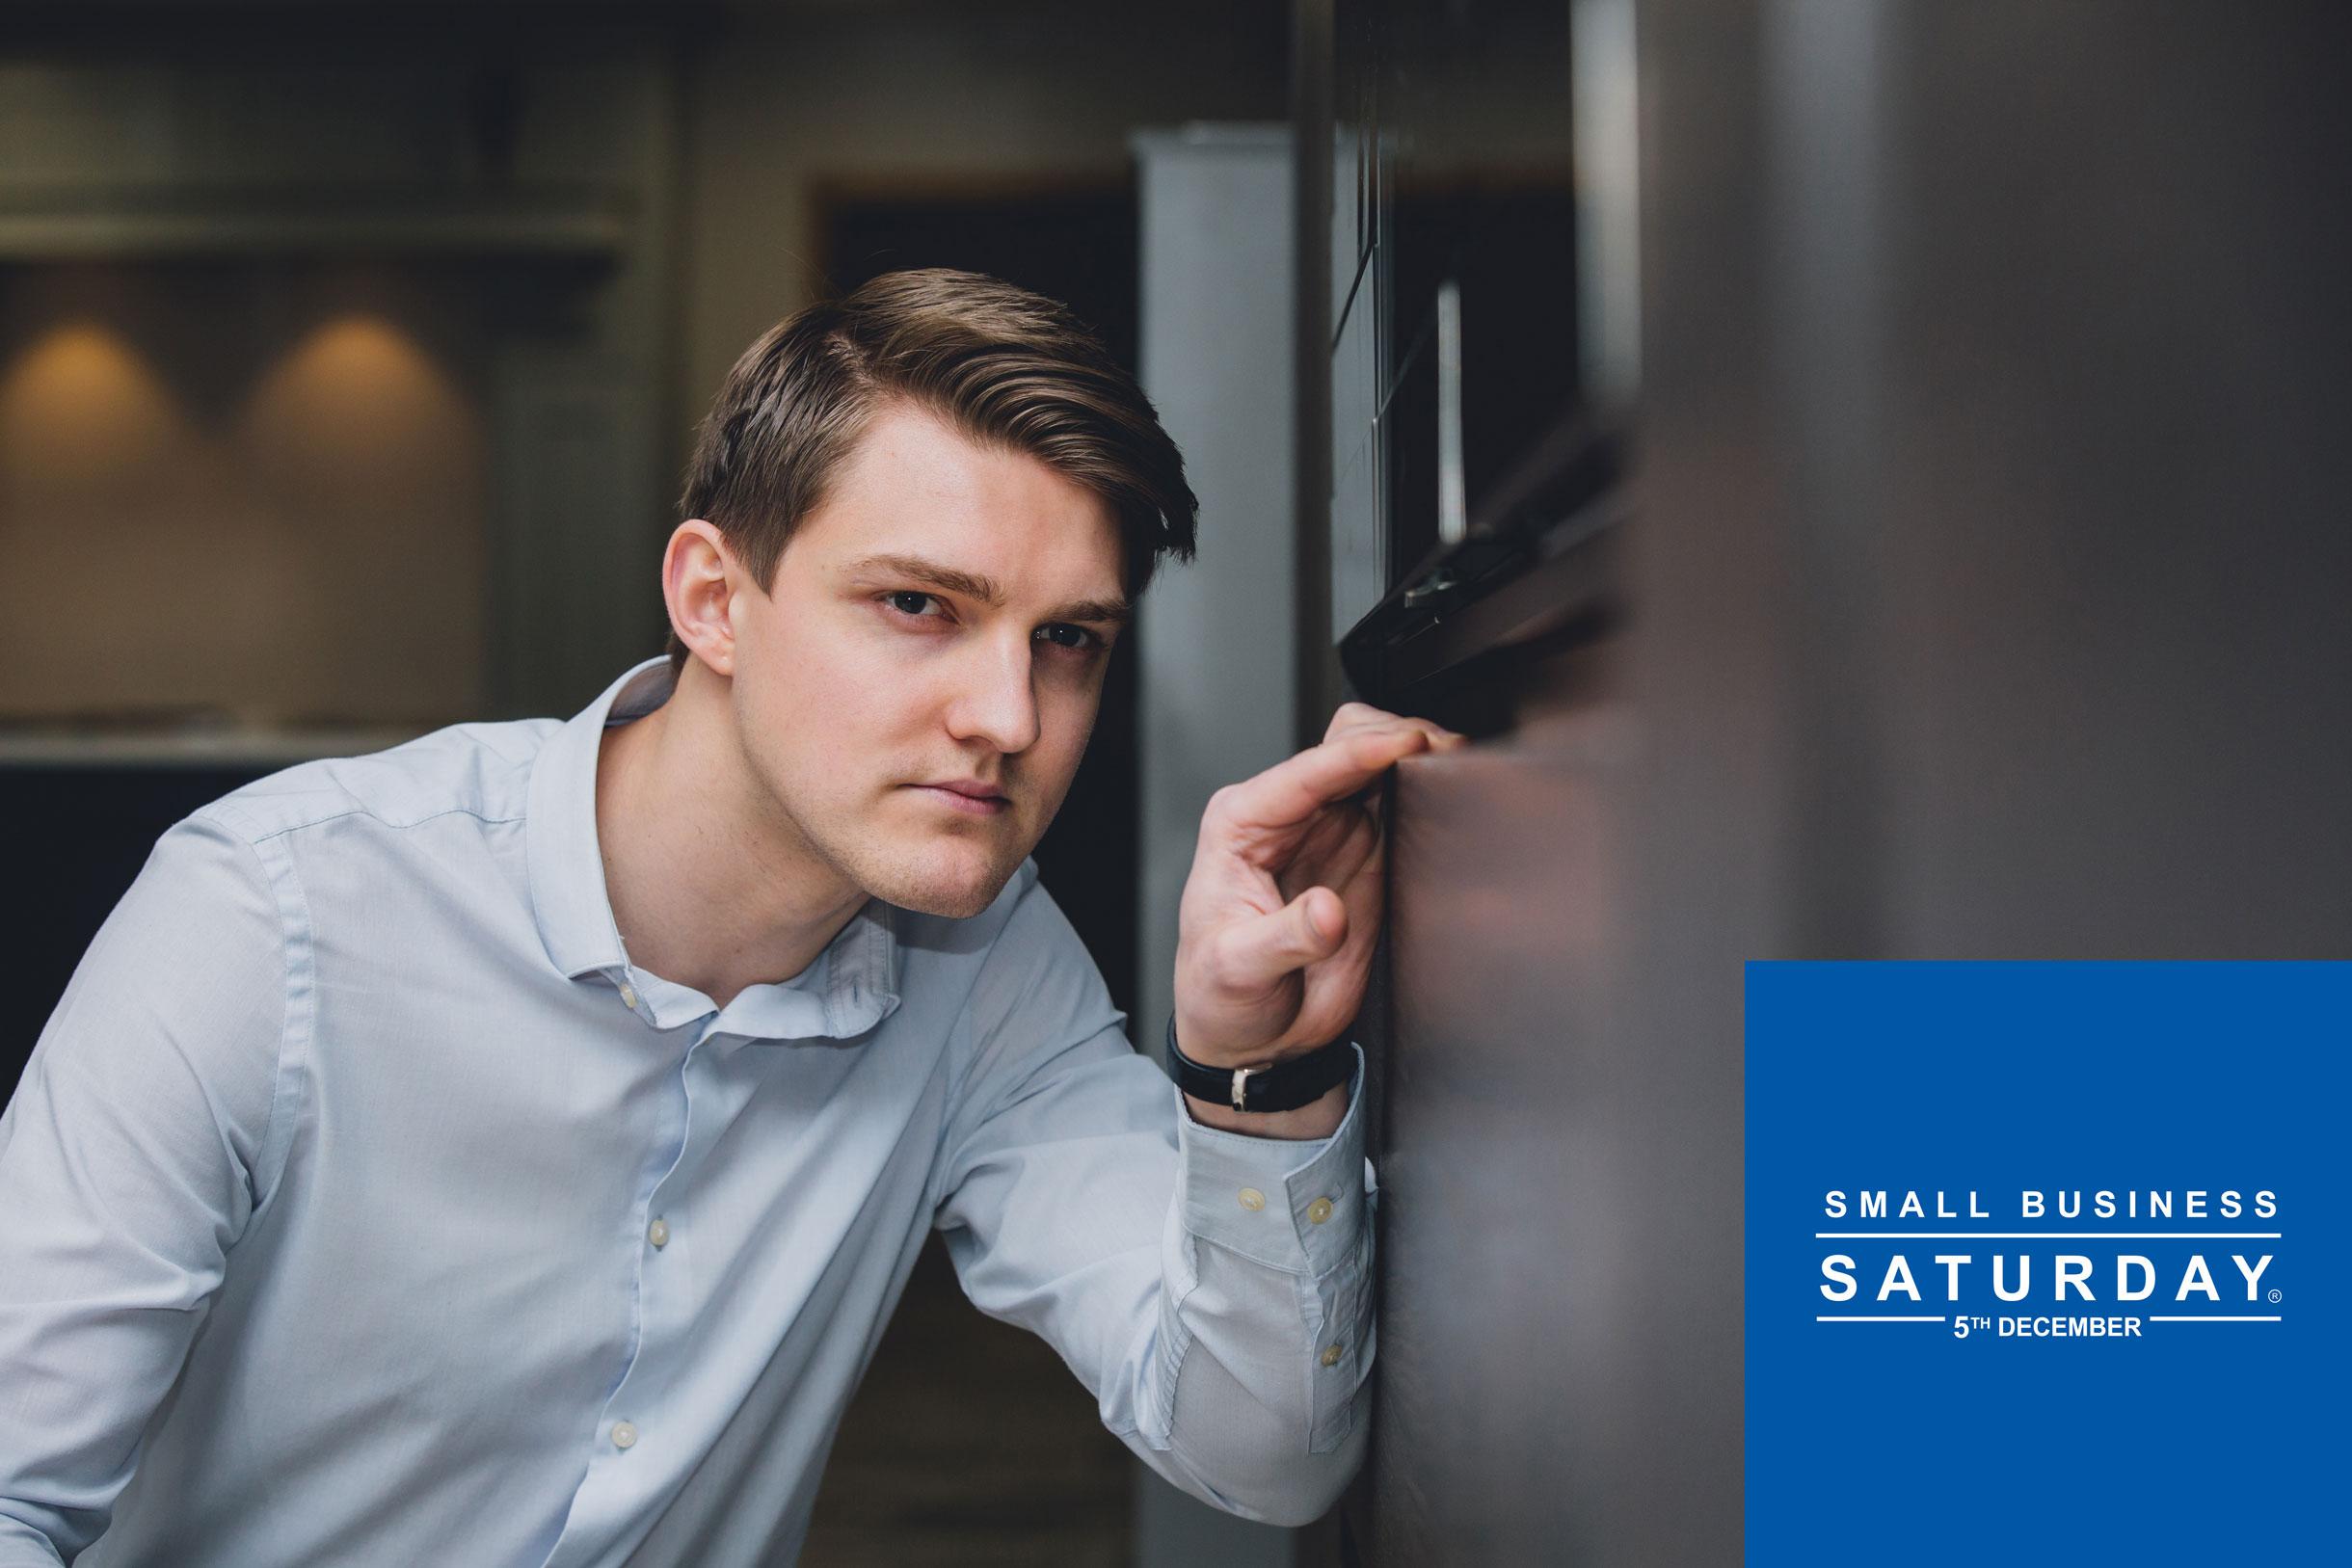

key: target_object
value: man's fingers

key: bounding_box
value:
[1211,725,1434,835]
[1323,702,1385,742]
[1323,702,1468,751]
[1281,794,1382,901]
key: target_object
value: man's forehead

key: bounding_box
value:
[788,406,1129,611]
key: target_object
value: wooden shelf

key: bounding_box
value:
[0,727,428,769]
[0,187,630,261]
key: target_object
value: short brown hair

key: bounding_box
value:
[667,268,1197,677]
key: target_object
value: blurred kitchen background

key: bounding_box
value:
[5,2,2348,1565]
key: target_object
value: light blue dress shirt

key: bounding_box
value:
[0,657,1376,1566]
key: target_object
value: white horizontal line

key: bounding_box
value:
[1816,1315,1947,1322]
[1813,1233,2282,1240]
[2149,1316,2282,1322]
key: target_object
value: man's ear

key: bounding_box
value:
[663,519,741,678]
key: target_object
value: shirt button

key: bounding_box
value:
[1320,1343,1344,1368]
[618,983,640,1009]
[1306,1197,1335,1224]
[647,1218,670,1249]
[611,1421,639,1450]
[1237,1187,1267,1211]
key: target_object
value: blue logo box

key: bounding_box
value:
[1746,963,2347,1563]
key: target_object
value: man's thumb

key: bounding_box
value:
[1290,886,1346,958]
[1210,888,1349,996]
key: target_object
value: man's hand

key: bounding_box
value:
[1171,704,1465,1134]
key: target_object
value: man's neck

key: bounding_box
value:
[593,665,869,1013]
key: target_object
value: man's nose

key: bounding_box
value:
[945,633,1041,755]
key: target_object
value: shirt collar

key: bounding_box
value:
[523,656,902,1041]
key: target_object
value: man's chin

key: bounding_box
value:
[863,846,1020,920]
[887,882,1003,920]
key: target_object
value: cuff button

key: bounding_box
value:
[1320,1342,1344,1368]
[1306,1197,1335,1224]
[1237,1187,1267,1211]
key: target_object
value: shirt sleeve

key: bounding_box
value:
[0,811,293,1565]
[928,875,1375,1528]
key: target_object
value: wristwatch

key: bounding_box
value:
[1165,1013,1356,1113]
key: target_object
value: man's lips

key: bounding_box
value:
[907,781,1010,815]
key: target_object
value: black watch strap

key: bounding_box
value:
[1165,1013,1356,1113]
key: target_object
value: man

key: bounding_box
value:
[0,270,1460,1565]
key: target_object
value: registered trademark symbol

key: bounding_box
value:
[2269,1289,2283,1303]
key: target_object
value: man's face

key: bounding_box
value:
[724,400,1129,919]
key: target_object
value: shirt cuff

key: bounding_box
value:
[1174,1044,1371,1277]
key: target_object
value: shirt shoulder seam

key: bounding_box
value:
[190,807,305,1221]
[227,801,529,844]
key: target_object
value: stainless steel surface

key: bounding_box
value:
[1377,652,1670,1567]
[1351,3,2348,1563]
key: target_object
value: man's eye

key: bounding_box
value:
[880,594,1101,653]
[883,591,945,619]
[1036,624,1107,655]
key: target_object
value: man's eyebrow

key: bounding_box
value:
[844,553,1132,626]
